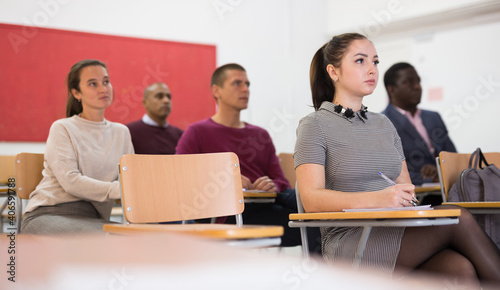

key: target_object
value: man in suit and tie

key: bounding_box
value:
[382,62,456,185]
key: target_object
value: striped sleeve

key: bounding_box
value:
[294,115,326,169]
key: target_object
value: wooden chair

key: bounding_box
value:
[436,151,500,214]
[0,155,17,231]
[0,155,16,185]
[14,153,45,232]
[103,153,283,247]
[289,184,461,266]
[278,153,295,189]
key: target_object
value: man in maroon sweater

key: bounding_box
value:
[176,64,320,251]
[126,82,183,154]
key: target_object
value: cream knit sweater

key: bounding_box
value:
[25,115,134,220]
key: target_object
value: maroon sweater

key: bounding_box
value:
[126,120,183,154]
[176,118,290,192]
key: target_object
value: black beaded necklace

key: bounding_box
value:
[333,104,368,119]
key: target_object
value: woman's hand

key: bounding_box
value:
[379,183,416,207]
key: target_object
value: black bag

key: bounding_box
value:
[448,148,500,248]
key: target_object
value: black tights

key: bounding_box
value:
[395,205,500,286]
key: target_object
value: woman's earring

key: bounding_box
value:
[334,78,338,83]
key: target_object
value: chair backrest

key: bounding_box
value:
[278,153,296,189]
[437,151,500,201]
[15,153,45,199]
[119,152,245,223]
[0,155,17,184]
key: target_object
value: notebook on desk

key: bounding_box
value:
[342,205,433,212]
[242,189,269,193]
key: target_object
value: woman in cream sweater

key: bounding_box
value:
[21,59,134,235]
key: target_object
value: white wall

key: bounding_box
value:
[1,0,499,155]
[331,0,500,153]
[0,0,327,155]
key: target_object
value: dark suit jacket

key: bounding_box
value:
[382,104,456,185]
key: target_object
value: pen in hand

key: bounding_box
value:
[378,172,419,206]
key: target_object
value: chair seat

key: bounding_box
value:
[103,223,284,239]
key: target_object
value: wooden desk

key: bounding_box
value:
[414,184,441,194]
[0,233,454,289]
[243,190,276,203]
[103,223,283,240]
[443,201,500,214]
[289,209,460,264]
[290,208,460,222]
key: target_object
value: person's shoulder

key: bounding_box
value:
[49,116,90,136]
[369,111,398,129]
[380,104,393,115]
[420,108,441,117]
[298,110,322,125]
[108,120,132,133]
[181,118,212,136]
[375,111,393,122]
[244,122,266,131]
[50,116,75,130]
[125,119,144,129]
[379,105,403,125]
[186,118,212,128]
[52,117,71,126]
[371,111,391,121]
[243,122,274,138]
[303,110,320,119]
[168,124,184,134]
[420,109,446,126]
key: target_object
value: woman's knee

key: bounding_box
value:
[418,249,478,280]
[450,257,477,279]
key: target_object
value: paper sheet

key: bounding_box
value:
[342,205,433,212]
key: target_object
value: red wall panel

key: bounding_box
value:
[0,23,216,141]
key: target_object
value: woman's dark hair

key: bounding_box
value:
[310,33,367,111]
[65,59,108,117]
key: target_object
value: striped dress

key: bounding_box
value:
[294,101,405,275]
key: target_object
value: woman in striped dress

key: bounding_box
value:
[294,33,500,286]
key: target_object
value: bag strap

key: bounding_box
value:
[468,148,491,169]
[477,148,490,169]
[469,148,481,169]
